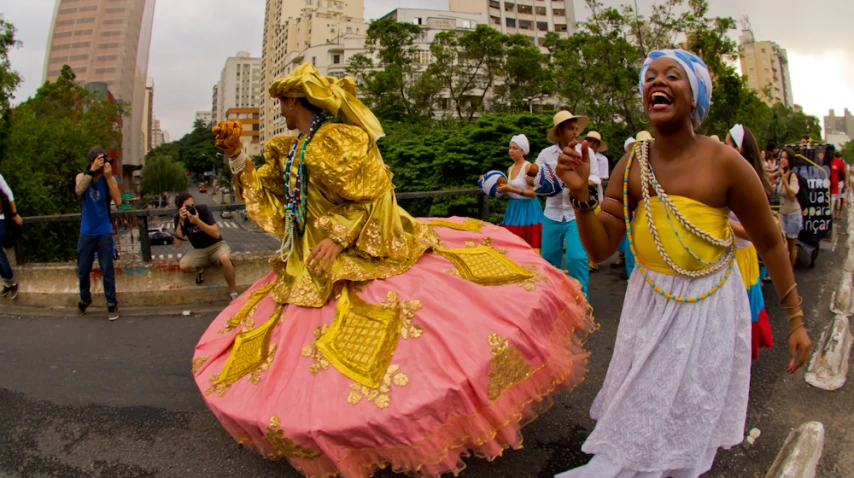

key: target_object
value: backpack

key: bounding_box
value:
[794,172,809,210]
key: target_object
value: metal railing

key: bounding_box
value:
[13,189,490,264]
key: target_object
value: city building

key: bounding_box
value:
[142,77,154,158]
[43,0,156,169]
[211,52,262,125]
[195,110,213,127]
[225,107,262,157]
[738,17,794,108]
[260,0,368,144]
[151,118,165,148]
[825,108,853,148]
[448,0,577,43]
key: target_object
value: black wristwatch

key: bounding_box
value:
[85,169,96,176]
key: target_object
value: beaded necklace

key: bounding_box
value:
[277,113,324,262]
[623,139,736,303]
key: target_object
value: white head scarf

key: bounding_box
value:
[729,124,745,149]
[639,49,713,129]
[510,134,530,156]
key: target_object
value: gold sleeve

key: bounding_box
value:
[234,136,296,238]
[307,125,399,255]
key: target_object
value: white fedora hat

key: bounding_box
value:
[583,131,608,152]
[547,111,590,145]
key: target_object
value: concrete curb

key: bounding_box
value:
[764,422,825,478]
[805,314,854,390]
[0,302,228,319]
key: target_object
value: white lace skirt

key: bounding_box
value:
[557,266,752,478]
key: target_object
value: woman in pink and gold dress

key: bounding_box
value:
[196,63,594,478]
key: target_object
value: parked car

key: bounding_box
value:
[199,185,207,193]
[221,210,233,219]
[148,228,173,246]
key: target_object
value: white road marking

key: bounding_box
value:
[168,254,173,259]
[178,254,182,258]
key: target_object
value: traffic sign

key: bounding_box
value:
[121,192,133,200]
[117,204,134,211]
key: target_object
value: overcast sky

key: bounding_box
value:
[4,0,853,140]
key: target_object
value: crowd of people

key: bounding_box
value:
[1,46,851,478]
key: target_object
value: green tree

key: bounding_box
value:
[1,65,126,261]
[426,25,506,120]
[141,154,189,196]
[0,16,22,163]
[841,141,854,164]
[501,35,551,112]
[763,103,823,146]
[346,18,435,122]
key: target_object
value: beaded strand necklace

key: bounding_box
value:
[277,113,324,262]
[623,139,736,303]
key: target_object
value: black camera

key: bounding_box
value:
[104,156,114,165]
[185,204,197,215]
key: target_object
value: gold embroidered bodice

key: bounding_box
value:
[235,123,439,307]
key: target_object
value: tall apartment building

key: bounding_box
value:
[448,0,577,44]
[260,0,368,144]
[824,109,853,147]
[225,107,262,157]
[738,18,794,108]
[44,0,156,171]
[142,76,154,157]
[211,52,262,125]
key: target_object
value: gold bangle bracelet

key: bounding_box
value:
[781,296,803,310]
[787,310,804,322]
[781,283,798,302]
[788,323,805,339]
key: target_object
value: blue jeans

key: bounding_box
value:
[0,220,13,282]
[77,234,117,305]
[542,217,589,296]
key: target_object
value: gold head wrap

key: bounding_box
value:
[269,63,385,141]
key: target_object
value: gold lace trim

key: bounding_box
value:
[219,282,276,334]
[205,304,285,397]
[434,246,534,287]
[346,364,410,410]
[487,334,532,401]
[519,265,547,292]
[315,215,355,247]
[191,356,209,375]
[381,291,424,340]
[427,218,483,232]
[301,325,331,375]
[264,416,323,461]
[466,236,508,255]
[315,285,402,388]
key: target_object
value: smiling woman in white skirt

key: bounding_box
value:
[550,49,813,478]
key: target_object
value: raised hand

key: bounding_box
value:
[555,140,591,195]
[212,121,244,157]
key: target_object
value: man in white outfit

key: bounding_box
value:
[536,111,600,296]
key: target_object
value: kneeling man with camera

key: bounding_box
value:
[173,193,238,301]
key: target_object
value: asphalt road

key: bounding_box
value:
[1,226,852,478]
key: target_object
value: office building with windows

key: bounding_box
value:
[738,18,794,108]
[211,52,263,125]
[448,0,577,44]
[260,0,368,143]
[44,0,156,169]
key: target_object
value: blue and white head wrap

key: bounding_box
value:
[639,49,713,128]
